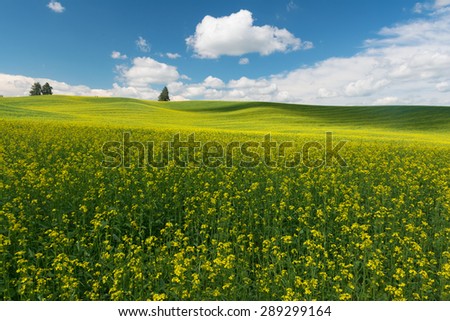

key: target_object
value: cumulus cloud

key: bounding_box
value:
[203,76,225,88]
[186,10,311,58]
[239,58,250,65]
[47,1,65,13]
[435,0,450,8]
[4,4,450,105]
[228,78,279,99]
[318,88,338,98]
[0,73,165,100]
[164,76,288,102]
[172,8,450,105]
[166,53,181,59]
[345,78,390,97]
[414,0,450,13]
[413,2,429,13]
[118,57,180,87]
[436,81,450,92]
[373,96,400,105]
[268,8,450,105]
[0,57,174,100]
[0,74,35,96]
[111,51,127,60]
[136,36,150,52]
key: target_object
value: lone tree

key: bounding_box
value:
[29,82,42,96]
[41,82,53,95]
[158,86,170,101]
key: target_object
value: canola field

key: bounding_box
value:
[1,96,450,300]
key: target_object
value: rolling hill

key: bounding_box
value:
[1,95,449,142]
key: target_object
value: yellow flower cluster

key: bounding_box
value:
[1,120,449,300]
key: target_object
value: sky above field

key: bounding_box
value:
[1,0,450,105]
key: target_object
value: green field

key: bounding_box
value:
[2,95,450,139]
[1,96,449,300]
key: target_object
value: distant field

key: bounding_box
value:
[1,95,450,141]
[1,96,449,300]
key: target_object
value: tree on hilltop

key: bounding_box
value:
[158,86,170,101]
[41,82,53,95]
[29,82,42,96]
[29,82,53,96]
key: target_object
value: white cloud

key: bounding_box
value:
[186,10,311,58]
[436,81,450,92]
[239,58,250,65]
[0,59,178,100]
[162,75,287,102]
[435,0,450,8]
[318,88,338,98]
[0,73,162,100]
[228,77,278,98]
[268,8,450,105]
[0,73,101,97]
[119,57,180,87]
[166,53,181,59]
[413,0,450,13]
[136,36,150,52]
[110,83,159,100]
[174,7,450,105]
[47,1,65,13]
[111,51,127,60]
[4,5,450,105]
[345,78,390,97]
[413,2,428,13]
[0,73,34,96]
[373,96,400,105]
[203,76,225,88]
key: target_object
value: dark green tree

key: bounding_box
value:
[41,82,53,95]
[29,82,42,96]
[158,86,170,101]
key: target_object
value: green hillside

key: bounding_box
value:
[1,95,450,142]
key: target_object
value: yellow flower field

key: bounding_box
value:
[1,97,449,300]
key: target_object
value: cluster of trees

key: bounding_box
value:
[29,82,53,96]
[28,82,169,101]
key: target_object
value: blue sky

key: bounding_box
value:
[1,0,450,105]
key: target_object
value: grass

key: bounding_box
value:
[1,95,449,300]
[1,95,450,141]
